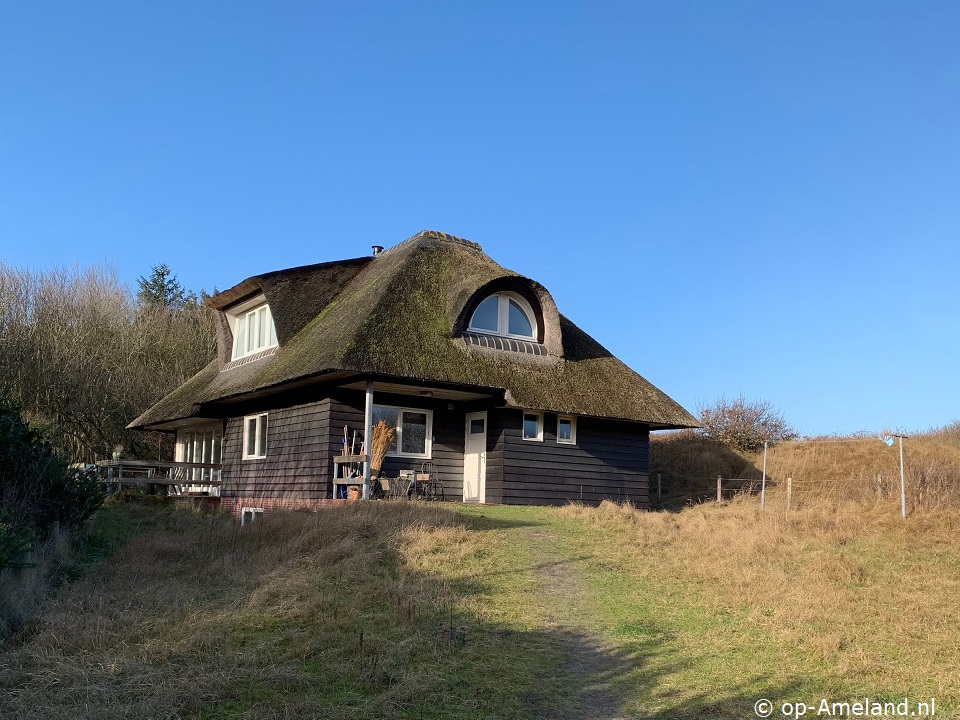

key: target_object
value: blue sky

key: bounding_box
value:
[2,1,958,436]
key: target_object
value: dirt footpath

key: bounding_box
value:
[517,525,629,720]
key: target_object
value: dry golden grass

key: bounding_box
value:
[0,530,74,640]
[0,501,502,720]
[653,422,960,512]
[559,498,960,705]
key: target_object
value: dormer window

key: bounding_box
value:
[230,298,278,360]
[468,292,537,340]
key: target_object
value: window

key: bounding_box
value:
[176,425,222,484]
[557,415,577,445]
[522,411,543,441]
[243,413,268,459]
[372,405,433,458]
[230,301,278,360]
[241,507,264,526]
[468,292,537,340]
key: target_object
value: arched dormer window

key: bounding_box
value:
[468,292,538,340]
[229,296,278,360]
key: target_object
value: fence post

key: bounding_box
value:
[716,476,722,504]
[786,477,792,513]
[760,441,768,510]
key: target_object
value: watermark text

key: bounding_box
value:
[754,697,937,718]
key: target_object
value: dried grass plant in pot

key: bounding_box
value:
[369,420,395,477]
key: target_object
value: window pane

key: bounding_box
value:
[246,313,255,352]
[257,307,267,348]
[234,320,246,357]
[212,431,222,481]
[246,418,257,456]
[257,415,268,456]
[400,412,428,454]
[372,406,398,454]
[523,413,541,440]
[267,308,276,346]
[558,418,572,442]
[470,296,499,332]
[508,299,534,337]
[470,418,485,434]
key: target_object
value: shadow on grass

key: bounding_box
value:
[452,620,810,720]
[0,501,807,720]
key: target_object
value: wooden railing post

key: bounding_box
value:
[716,476,722,504]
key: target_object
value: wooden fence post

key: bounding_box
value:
[786,477,792,513]
[716,476,722,504]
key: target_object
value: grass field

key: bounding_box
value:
[2,491,957,719]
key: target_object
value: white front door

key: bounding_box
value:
[463,411,487,503]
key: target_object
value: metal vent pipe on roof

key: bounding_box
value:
[372,245,384,257]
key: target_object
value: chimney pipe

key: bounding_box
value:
[372,245,384,257]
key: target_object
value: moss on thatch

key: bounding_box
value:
[129,230,698,430]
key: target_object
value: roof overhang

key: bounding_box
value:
[337,376,502,403]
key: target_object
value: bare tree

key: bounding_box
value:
[698,395,796,453]
[0,262,216,463]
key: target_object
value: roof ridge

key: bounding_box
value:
[384,229,483,256]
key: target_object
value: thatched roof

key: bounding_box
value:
[129,231,698,430]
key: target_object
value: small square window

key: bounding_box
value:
[241,507,264,526]
[243,413,268,459]
[522,412,543,441]
[557,415,577,445]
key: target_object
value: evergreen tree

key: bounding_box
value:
[136,263,188,309]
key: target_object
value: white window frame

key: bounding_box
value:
[242,413,268,460]
[522,411,543,442]
[557,415,577,445]
[468,292,538,340]
[228,295,278,360]
[241,507,264,526]
[175,423,223,487]
[372,404,433,459]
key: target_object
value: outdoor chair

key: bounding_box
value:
[408,461,443,501]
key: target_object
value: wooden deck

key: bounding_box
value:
[96,459,222,494]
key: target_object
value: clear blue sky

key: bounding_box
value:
[2,1,958,436]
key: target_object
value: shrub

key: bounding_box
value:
[0,399,105,570]
[697,395,796,453]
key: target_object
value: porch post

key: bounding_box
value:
[362,380,373,500]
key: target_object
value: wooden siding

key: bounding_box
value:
[221,400,331,500]
[218,391,649,508]
[495,410,650,507]
[483,410,506,504]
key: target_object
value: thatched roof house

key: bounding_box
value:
[130,230,697,512]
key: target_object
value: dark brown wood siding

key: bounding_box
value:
[483,411,507,504]
[496,410,650,507]
[219,392,649,507]
[221,400,331,500]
